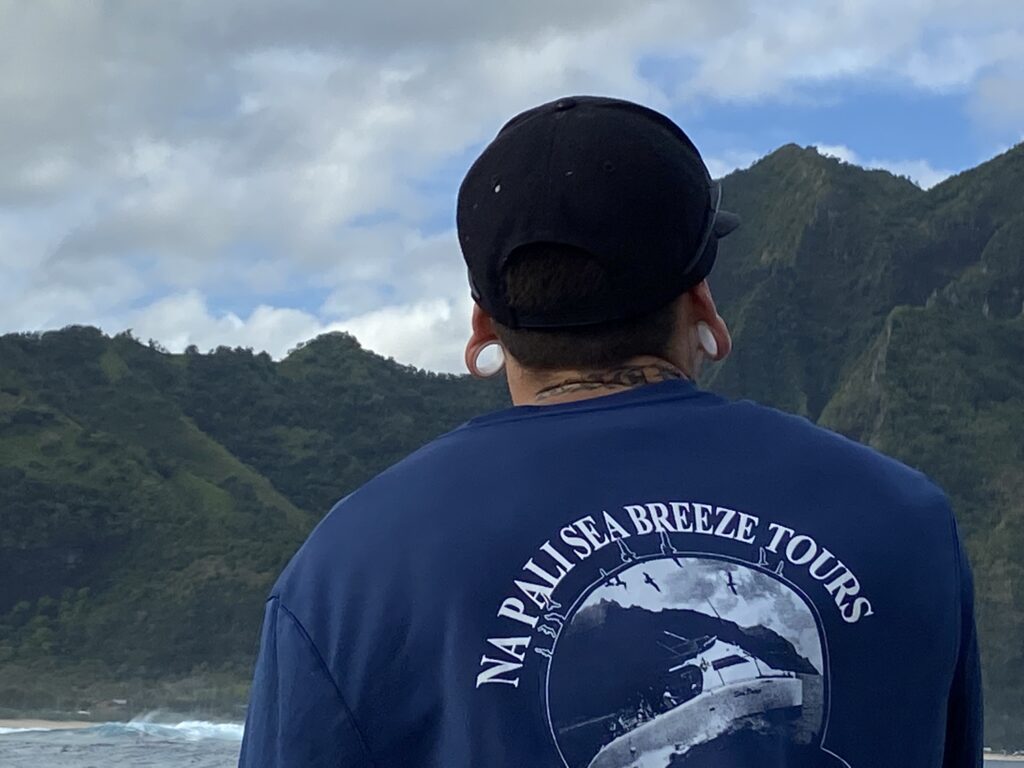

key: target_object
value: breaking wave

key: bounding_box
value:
[102,717,244,741]
[0,727,49,735]
[0,715,244,741]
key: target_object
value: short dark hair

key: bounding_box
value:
[492,244,677,371]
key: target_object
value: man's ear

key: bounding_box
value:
[468,303,499,345]
[464,303,503,376]
[688,281,732,361]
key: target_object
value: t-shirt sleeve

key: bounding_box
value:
[943,521,983,768]
[239,597,375,768]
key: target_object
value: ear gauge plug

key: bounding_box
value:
[697,322,719,359]
[469,342,505,378]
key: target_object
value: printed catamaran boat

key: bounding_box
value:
[587,631,803,768]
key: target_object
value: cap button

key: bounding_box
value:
[554,97,577,111]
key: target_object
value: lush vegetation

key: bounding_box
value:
[0,143,1020,745]
[710,143,1024,747]
[0,328,507,716]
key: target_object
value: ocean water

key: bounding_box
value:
[0,719,243,768]
[0,722,1019,767]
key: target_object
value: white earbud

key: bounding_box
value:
[697,321,719,359]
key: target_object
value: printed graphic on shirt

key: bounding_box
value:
[547,553,836,768]
[475,501,862,768]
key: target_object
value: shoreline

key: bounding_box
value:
[0,719,95,730]
[1,719,1021,760]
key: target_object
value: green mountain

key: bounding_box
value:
[0,143,1021,745]
[0,330,508,715]
[709,144,1024,744]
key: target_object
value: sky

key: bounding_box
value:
[2,0,1022,372]
[582,558,823,674]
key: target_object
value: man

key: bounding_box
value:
[239,96,982,767]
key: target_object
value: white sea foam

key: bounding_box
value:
[115,716,245,741]
[0,715,244,741]
[0,727,49,734]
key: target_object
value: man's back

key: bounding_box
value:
[240,379,981,767]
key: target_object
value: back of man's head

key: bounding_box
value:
[457,96,739,376]
[494,244,677,371]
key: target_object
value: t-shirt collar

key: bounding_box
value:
[464,377,700,429]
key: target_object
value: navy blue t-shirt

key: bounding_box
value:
[239,380,982,767]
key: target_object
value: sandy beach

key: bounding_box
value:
[0,719,93,730]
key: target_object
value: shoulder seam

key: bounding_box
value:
[273,598,380,768]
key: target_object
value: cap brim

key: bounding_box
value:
[713,210,741,238]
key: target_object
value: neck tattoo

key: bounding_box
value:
[533,363,687,401]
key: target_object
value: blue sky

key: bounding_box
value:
[1,1,1022,371]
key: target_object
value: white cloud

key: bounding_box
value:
[1,0,1021,370]
[814,144,953,189]
[814,144,859,165]
[119,289,472,372]
[872,159,955,191]
[970,67,1024,134]
[124,290,343,358]
[705,150,763,180]
[339,297,471,372]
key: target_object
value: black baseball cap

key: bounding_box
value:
[456,95,740,329]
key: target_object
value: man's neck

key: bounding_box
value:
[508,357,688,406]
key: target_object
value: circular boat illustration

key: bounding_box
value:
[546,554,845,767]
